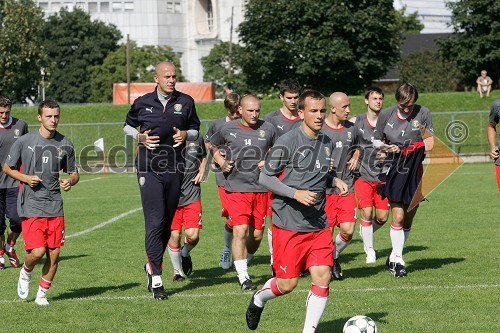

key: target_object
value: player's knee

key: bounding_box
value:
[277,278,298,294]
[30,248,46,261]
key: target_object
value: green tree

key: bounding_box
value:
[200,41,248,95]
[438,0,500,86]
[89,42,184,103]
[398,50,463,92]
[238,0,407,94]
[42,8,121,103]
[0,0,45,103]
[395,6,425,34]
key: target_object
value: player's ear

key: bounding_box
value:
[37,114,42,122]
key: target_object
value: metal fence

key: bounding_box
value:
[28,111,491,172]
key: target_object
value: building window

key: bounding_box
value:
[51,2,61,12]
[112,2,123,12]
[101,2,110,12]
[124,2,134,11]
[207,0,213,32]
[39,2,49,11]
[174,2,182,13]
[76,2,86,10]
[63,2,74,10]
[167,1,173,13]
[88,2,98,13]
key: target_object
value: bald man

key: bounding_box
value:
[322,92,359,280]
[123,61,200,299]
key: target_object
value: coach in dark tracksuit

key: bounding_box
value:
[124,61,200,300]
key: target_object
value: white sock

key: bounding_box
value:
[224,224,233,249]
[167,244,183,276]
[36,278,51,298]
[267,228,273,265]
[182,238,194,257]
[254,277,283,307]
[334,233,351,259]
[303,284,329,333]
[390,224,405,264]
[360,219,374,253]
[152,275,163,288]
[234,259,249,284]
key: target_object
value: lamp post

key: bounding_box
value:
[40,67,46,101]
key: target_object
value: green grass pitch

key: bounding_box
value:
[0,163,498,332]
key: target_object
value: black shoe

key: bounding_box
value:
[172,274,185,282]
[393,263,407,278]
[152,285,168,300]
[331,259,343,280]
[386,256,396,273]
[240,278,257,291]
[246,292,264,330]
[144,264,152,292]
[181,252,193,277]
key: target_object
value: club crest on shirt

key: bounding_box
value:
[412,120,420,130]
[14,129,21,138]
[347,132,352,141]
[174,103,183,114]
[324,146,330,157]
[258,130,266,140]
[57,147,66,159]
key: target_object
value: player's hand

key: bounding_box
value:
[384,144,400,154]
[490,146,500,160]
[192,172,206,184]
[335,178,349,196]
[25,175,42,188]
[347,157,360,171]
[137,129,160,150]
[293,190,317,206]
[221,160,234,173]
[172,127,186,147]
[257,160,265,170]
[59,178,73,191]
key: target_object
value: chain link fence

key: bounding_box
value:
[29,111,491,173]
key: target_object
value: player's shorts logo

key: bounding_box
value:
[139,177,146,186]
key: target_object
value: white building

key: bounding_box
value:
[35,1,456,82]
[35,0,246,82]
[394,0,457,33]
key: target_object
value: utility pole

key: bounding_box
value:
[126,34,131,105]
[227,6,234,80]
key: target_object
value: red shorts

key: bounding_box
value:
[325,193,357,227]
[354,178,390,210]
[171,201,203,231]
[218,186,229,218]
[272,225,333,278]
[224,191,268,230]
[22,216,65,251]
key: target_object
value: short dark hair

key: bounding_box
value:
[38,100,60,116]
[279,79,301,96]
[298,90,325,111]
[0,96,12,108]
[224,92,241,114]
[395,83,419,104]
[364,86,384,99]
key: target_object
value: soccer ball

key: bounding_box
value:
[343,315,377,333]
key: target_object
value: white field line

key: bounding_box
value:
[66,207,142,239]
[77,177,104,183]
[0,283,498,303]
